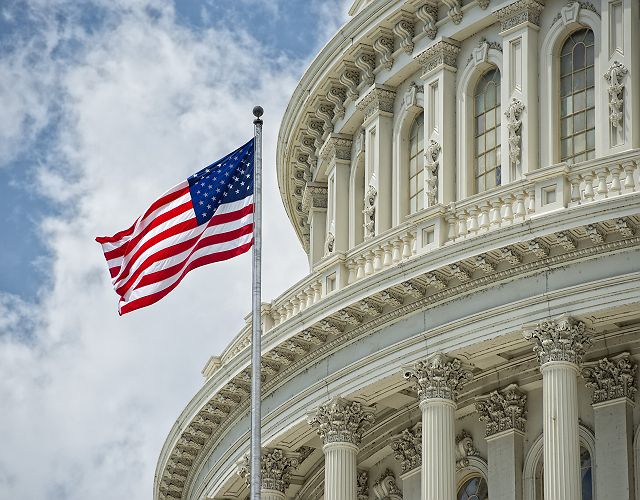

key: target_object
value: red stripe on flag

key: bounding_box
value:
[118,240,253,315]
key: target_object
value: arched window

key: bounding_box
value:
[474,68,501,193]
[408,113,424,214]
[458,476,488,500]
[534,446,594,500]
[559,28,595,163]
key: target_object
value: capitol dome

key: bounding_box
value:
[156,0,640,499]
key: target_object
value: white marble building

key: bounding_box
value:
[155,0,640,499]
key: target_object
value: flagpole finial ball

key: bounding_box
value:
[253,106,264,118]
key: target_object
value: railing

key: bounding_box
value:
[211,151,640,376]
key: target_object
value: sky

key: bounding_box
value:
[0,1,350,498]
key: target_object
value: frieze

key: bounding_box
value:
[583,352,637,404]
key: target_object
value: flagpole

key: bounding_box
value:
[250,105,264,500]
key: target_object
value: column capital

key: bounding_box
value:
[475,384,527,437]
[390,422,422,474]
[355,84,396,122]
[493,0,544,33]
[301,182,328,212]
[404,353,473,402]
[308,397,375,447]
[523,315,592,366]
[237,448,300,494]
[582,352,637,405]
[414,37,460,77]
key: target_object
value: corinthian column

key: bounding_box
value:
[308,397,375,500]
[404,353,473,500]
[523,315,592,500]
[237,448,300,500]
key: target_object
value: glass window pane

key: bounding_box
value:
[561,117,573,137]
[561,137,573,159]
[574,111,586,132]
[409,175,416,194]
[561,75,572,96]
[585,29,594,45]
[496,164,502,186]
[409,158,416,176]
[586,88,595,108]
[417,170,424,188]
[486,109,495,129]
[475,176,483,194]
[409,197,416,214]
[486,130,496,149]
[487,149,496,169]
[496,125,501,145]
[476,114,485,134]
[586,66,594,86]
[561,53,572,74]
[486,83,496,108]
[487,170,496,189]
[575,132,586,153]
[587,108,595,129]
[574,70,586,91]
[586,45,594,66]
[573,42,586,69]
[586,129,595,150]
[476,137,484,155]
[475,92,484,114]
[574,90,586,111]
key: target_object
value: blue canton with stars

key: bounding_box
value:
[187,139,254,225]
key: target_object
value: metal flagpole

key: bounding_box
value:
[250,105,264,500]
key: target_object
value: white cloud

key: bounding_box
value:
[0,1,319,498]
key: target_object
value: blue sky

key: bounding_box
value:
[0,1,349,498]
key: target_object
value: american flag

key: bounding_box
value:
[96,139,255,315]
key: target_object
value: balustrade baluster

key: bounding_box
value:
[346,260,357,284]
[490,199,502,228]
[479,202,491,231]
[446,209,458,242]
[392,239,403,263]
[595,168,609,197]
[569,175,582,203]
[622,161,636,191]
[373,247,384,272]
[356,256,366,280]
[502,196,514,225]
[468,207,479,234]
[364,250,375,275]
[527,190,536,214]
[382,242,393,267]
[514,193,526,219]
[457,211,468,238]
[609,164,622,195]
[583,173,595,201]
[402,233,413,259]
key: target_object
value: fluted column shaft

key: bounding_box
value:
[261,489,286,500]
[541,361,581,500]
[323,441,358,500]
[421,398,456,500]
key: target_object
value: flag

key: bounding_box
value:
[96,139,255,315]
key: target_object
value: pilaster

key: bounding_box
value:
[602,0,640,151]
[523,315,592,500]
[404,353,473,500]
[308,397,375,500]
[583,352,637,500]
[356,85,396,236]
[319,134,353,255]
[415,38,460,206]
[494,0,543,179]
[302,183,328,266]
[476,384,527,500]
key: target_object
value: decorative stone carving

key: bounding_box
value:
[583,352,637,404]
[616,217,636,237]
[585,223,605,244]
[393,14,415,55]
[477,0,490,9]
[559,1,580,25]
[442,0,463,24]
[373,469,403,499]
[302,184,327,212]
[356,86,396,122]
[357,470,369,500]
[505,98,525,165]
[319,135,352,163]
[237,448,300,493]
[340,66,361,101]
[527,239,549,258]
[308,397,375,446]
[424,272,447,290]
[327,85,347,122]
[404,353,473,402]
[523,315,592,366]
[556,230,577,250]
[378,290,403,306]
[403,82,424,109]
[466,38,502,67]
[316,102,335,138]
[425,139,441,206]
[455,430,480,470]
[355,47,376,87]
[450,263,471,282]
[604,61,628,129]
[373,29,395,71]
[363,184,377,239]
[494,0,544,32]
[416,3,438,39]
[324,232,335,256]
[391,423,422,473]
[475,384,527,436]
[415,39,460,75]
[474,255,495,273]
[307,119,325,152]
[399,280,426,298]
[300,135,318,168]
